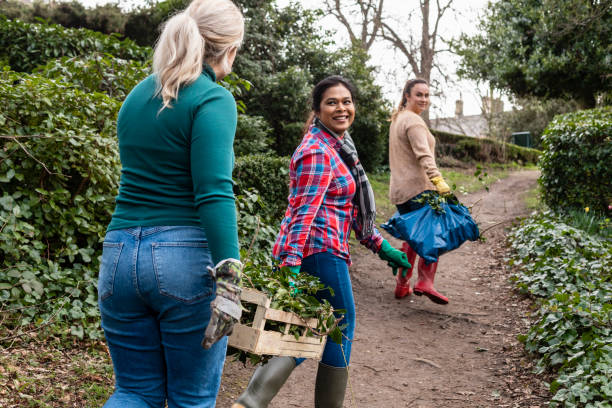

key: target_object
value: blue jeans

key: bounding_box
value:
[98,226,227,408]
[295,251,356,368]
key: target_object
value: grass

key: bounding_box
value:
[524,185,543,211]
[564,208,612,239]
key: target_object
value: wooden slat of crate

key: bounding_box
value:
[230,324,325,359]
[228,288,327,359]
[264,308,319,328]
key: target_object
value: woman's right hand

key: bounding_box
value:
[430,176,451,195]
[201,258,243,349]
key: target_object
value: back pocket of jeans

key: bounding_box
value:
[152,242,214,303]
[98,242,123,301]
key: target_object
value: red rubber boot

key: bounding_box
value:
[413,258,449,304]
[394,242,417,299]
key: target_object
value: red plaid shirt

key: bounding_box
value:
[272,124,383,266]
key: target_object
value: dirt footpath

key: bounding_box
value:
[218,170,551,408]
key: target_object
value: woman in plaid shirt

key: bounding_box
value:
[233,77,411,408]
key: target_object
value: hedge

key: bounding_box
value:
[0,69,122,339]
[432,129,541,164]
[233,154,290,223]
[0,16,150,72]
[539,107,612,214]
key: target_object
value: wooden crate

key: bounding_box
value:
[228,288,327,359]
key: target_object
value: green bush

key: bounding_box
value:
[508,211,612,407]
[235,114,273,156]
[233,154,290,223]
[432,129,541,164]
[0,16,150,72]
[539,107,612,214]
[37,53,150,100]
[0,69,121,339]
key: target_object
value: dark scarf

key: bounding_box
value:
[314,118,376,239]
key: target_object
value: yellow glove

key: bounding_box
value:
[430,176,451,194]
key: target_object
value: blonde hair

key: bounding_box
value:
[153,0,244,110]
[390,78,428,121]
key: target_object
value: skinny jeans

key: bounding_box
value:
[98,226,227,408]
[294,251,356,368]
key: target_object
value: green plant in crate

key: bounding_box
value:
[233,259,344,365]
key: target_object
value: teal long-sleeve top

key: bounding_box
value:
[108,65,239,263]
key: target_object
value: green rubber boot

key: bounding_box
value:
[314,362,349,408]
[232,356,296,408]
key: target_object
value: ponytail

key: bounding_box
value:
[302,112,315,135]
[153,13,204,111]
[153,0,244,111]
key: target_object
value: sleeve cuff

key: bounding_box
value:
[281,254,302,267]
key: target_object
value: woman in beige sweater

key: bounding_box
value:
[388,79,451,304]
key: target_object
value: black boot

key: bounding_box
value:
[314,362,349,408]
[233,356,296,408]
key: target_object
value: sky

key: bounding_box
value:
[78,0,504,118]
[274,0,503,119]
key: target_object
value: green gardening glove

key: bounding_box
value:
[378,239,412,277]
[288,265,301,296]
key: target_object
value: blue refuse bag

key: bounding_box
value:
[380,194,479,264]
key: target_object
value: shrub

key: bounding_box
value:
[539,107,612,214]
[37,53,150,100]
[233,154,290,223]
[432,129,541,164]
[0,16,150,72]
[235,114,273,157]
[508,211,612,407]
[0,69,121,339]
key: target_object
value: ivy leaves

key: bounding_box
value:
[508,212,612,406]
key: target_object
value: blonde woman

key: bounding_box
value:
[97,0,244,406]
[388,79,451,304]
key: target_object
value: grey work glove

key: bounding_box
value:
[201,258,243,349]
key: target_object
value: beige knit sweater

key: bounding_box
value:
[388,110,442,205]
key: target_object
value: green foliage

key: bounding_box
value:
[233,154,290,223]
[0,69,122,340]
[455,0,612,108]
[508,211,612,407]
[235,114,273,156]
[0,0,128,35]
[539,107,612,214]
[37,53,150,100]
[235,189,278,263]
[0,16,150,72]
[124,0,190,46]
[234,260,342,364]
[432,129,541,164]
[563,209,611,239]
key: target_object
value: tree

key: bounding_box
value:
[323,0,384,51]
[326,0,455,123]
[455,0,612,108]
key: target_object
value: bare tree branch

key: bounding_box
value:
[325,0,385,51]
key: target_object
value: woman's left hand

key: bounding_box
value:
[378,239,412,276]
